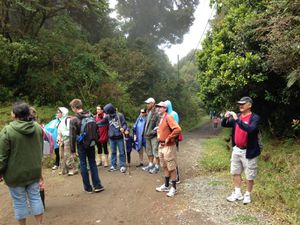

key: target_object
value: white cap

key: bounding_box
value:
[145,97,155,104]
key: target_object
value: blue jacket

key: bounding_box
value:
[166,100,179,123]
[97,103,128,139]
[133,115,146,151]
[221,113,261,159]
[44,118,60,149]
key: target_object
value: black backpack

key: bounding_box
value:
[76,114,99,148]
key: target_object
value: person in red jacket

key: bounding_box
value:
[95,105,109,167]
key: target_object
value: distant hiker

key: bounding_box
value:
[57,107,78,176]
[221,96,261,204]
[155,101,181,197]
[166,100,181,184]
[142,97,160,174]
[213,115,220,128]
[0,102,44,225]
[133,109,147,167]
[44,114,60,171]
[95,105,109,167]
[69,99,104,193]
[97,103,128,173]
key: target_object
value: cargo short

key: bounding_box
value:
[145,137,158,157]
[158,144,177,171]
[230,146,258,180]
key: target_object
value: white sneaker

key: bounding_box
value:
[156,184,170,192]
[226,192,243,202]
[243,193,251,204]
[52,165,58,170]
[166,187,177,197]
[120,167,126,173]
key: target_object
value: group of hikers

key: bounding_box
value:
[0,95,262,225]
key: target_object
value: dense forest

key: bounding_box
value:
[0,0,201,125]
[196,0,300,136]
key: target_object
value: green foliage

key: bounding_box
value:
[197,0,300,136]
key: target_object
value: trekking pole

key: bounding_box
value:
[116,108,130,175]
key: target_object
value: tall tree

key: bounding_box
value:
[116,0,199,46]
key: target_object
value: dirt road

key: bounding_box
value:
[0,123,220,225]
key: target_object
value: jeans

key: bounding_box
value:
[9,182,44,220]
[77,144,103,191]
[109,138,126,168]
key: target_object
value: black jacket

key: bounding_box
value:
[221,113,261,159]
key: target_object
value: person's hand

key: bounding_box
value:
[165,137,170,144]
[230,111,238,120]
[134,135,137,142]
[225,111,231,118]
[120,127,125,133]
[124,130,129,135]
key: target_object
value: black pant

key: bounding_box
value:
[97,142,108,155]
[126,151,131,164]
[54,148,59,166]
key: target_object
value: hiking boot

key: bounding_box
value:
[243,193,251,204]
[94,186,105,193]
[149,166,159,174]
[52,165,58,170]
[108,166,117,172]
[156,184,170,192]
[136,163,144,168]
[103,155,109,167]
[120,166,126,173]
[226,192,243,202]
[142,164,154,172]
[166,187,177,197]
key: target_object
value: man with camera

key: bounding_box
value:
[221,96,261,204]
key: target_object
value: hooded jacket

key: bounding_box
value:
[133,115,146,151]
[57,107,70,142]
[0,120,43,187]
[97,103,128,139]
[166,100,179,123]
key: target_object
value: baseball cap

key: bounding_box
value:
[156,101,168,108]
[145,97,155,104]
[237,96,253,104]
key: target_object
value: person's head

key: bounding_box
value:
[140,108,147,117]
[69,99,83,112]
[237,96,253,114]
[57,107,68,119]
[96,105,104,115]
[155,101,168,115]
[11,102,30,121]
[145,97,155,110]
[29,107,37,121]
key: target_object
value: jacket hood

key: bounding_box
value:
[104,103,116,115]
[9,120,37,135]
[165,100,173,114]
[58,107,69,118]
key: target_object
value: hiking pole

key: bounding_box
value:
[116,108,130,175]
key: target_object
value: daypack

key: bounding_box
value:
[76,114,99,148]
[42,127,54,155]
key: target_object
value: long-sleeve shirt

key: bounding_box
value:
[157,113,181,146]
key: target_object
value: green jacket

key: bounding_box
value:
[0,120,43,187]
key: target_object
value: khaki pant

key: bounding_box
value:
[60,141,77,174]
[158,144,177,171]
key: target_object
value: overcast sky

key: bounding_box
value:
[109,0,215,64]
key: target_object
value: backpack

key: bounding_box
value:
[42,127,54,155]
[76,114,99,148]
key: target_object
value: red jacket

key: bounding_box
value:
[95,113,109,143]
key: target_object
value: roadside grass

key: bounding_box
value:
[232,214,259,224]
[199,129,300,224]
